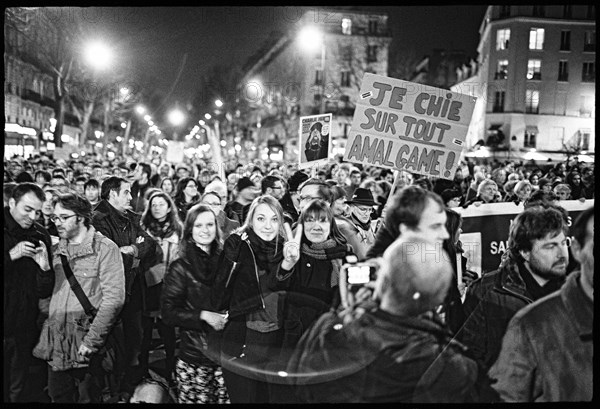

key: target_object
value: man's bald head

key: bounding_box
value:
[377,235,453,317]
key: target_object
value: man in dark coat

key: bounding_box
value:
[130,163,153,214]
[287,236,495,403]
[457,207,568,372]
[92,176,157,396]
[4,182,54,402]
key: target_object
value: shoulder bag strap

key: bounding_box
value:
[60,254,97,317]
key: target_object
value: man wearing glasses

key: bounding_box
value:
[340,188,377,260]
[33,193,125,403]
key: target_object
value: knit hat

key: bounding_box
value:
[288,170,309,193]
[236,177,255,192]
[441,188,462,205]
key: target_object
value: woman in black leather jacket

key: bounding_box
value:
[161,204,229,403]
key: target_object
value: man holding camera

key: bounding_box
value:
[4,182,54,402]
[287,236,493,403]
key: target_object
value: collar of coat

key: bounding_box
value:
[94,199,135,223]
[562,271,593,339]
[54,226,97,258]
[495,252,529,298]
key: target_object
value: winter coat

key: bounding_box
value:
[287,306,491,403]
[161,244,223,367]
[33,227,125,371]
[141,230,179,315]
[457,254,564,371]
[4,206,54,345]
[336,216,375,261]
[488,271,592,401]
[92,200,156,299]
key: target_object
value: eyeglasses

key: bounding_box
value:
[299,195,321,202]
[354,206,372,213]
[50,214,78,223]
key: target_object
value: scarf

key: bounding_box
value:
[350,213,372,232]
[184,241,221,284]
[301,238,347,287]
[146,217,176,239]
[245,228,284,271]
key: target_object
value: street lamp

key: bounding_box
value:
[136,105,146,115]
[168,109,185,127]
[84,41,113,71]
[215,99,223,108]
[298,26,327,113]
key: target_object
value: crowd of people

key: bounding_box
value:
[3,151,594,403]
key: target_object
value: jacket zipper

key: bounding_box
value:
[499,285,533,304]
[245,239,266,309]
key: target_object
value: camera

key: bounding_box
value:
[341,255,379,294]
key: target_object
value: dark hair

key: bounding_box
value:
[508,207,568,258]
[298,199,347,245]
[444,208,463,253]
[201,191,221,205]
[571,206,594,247]
[34,170,52,183]
[100,176,128,200]
[412,177,433,191]
[15,171,34,183]
[524,189,559,208]
[11,182,45,203]
[53,192,93,227]
[52,168,66,177]
[261,175,282,194]
[384,186,445,236]
[84,178,100,190]
[297,178,333,204]
[180,204,221,257]
[140,191,183,239]
[74,176,87,184]
[330,185,347,202]
[138,163,152,180]
[174,177,200,202]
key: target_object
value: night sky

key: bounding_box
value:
[84,6,487,115]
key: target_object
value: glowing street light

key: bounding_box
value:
[204,113,212,120]
[215,99,223,108]
[84,41,113,71]
[297,26,323,53]
[199,120,205,126]
[143,114,152,122]
[168,109,186,126]
[148,120,154,126]
[136,106,146,115]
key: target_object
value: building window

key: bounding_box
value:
[368,19,378,34]
[495,60,508,79]
[560,30,571,51]
[340,71,351,87]
[580,96,593,117]
[558,61,569,81]
[496,28,510,50]
[524,131,537,148]
[583,31,595,52]
[529,28,544,50]
[341,45,352,62]
[526,90,540,114]
[315,70,323,85]
[563,5,572,18]
[582,62,595,82]
[580,130,591,150]
[342,18,352,35]
[499,5,511,18]
[527,59,542,80]
[366,45,378,62]
[587,5,595,19]
[493,91,505,112]
[532,5,545,17]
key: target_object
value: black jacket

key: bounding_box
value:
[92,200,156,297]
[457,254,564,371]
[161,244,223,367]
[130,180,152,214]
[287,306,494,403]
[3,207,54,343]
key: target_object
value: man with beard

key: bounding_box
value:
[457,207,569,372]
[488,207,593,401]
[33,193,125,403]
[4,182,54,402]
[304,121,329,162]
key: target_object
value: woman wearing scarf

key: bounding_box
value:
[139,191,181,386]
[211,195,299,403]
[160,204,229,403]
[173,177,200,222]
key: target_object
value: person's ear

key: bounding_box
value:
[8,197,16,210]
[570,239,583,264]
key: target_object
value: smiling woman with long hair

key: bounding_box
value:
[211,195,292,403]
[173,177,200,222]
[160,204,229,403]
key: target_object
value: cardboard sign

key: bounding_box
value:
[456,199,593,276]
[166,141,185,164]
[298,113,333,170]
[53,146,73,161]
[343,73,476,180]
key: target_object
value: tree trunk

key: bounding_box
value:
[53,96,64,148]
[78,101,95,147]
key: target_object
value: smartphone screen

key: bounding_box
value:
[347,265,372,285]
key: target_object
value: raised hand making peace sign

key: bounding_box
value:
[282,223,302,270]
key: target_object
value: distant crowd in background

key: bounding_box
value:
[3,151,594,403]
